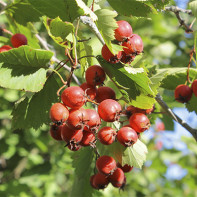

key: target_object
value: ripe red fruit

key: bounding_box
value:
[91,173,109,190]
[50,103,69,124]
[114,20,133,42]
[108,168,125,188]
[67,108,89,130]
[61,124,83,144]
[97,126,116,145]
[85,65,106,86]
[117,127,138,147]
[61,86,85,109]
[192,79,197,97]
[122,34,143,55]
[79,130,95,146]
[49,124,64,141]
[129,113,150,133]
[101,44,122,64]
[95,86,116,103]
[120,51,135,64]
[68,144,82,151]
[0,45,12,52]
[98,99,122,122]
[174,84,193,103]
[96,155,117,175]
[80,82,97,100]
[117,163,133,173]
[11,33,27,48]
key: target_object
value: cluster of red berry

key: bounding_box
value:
[0,33,27,52]
[101,20,143,64]
[174,79,197,103]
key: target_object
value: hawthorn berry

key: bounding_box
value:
[85,65,106,86]
[98,99,122,122]
[108,168,125,188]
[91,173,109,190]
[49,124,64,141]
[101,44,122,64]
[174,84,193,103]
[97,126,116,145]
[61,86,86,109]
[79,130,95,147]
[117,126,138,147]
[80,82,97,100]
[120,51,135,64]
[114,20,133,42]
[117,162,133,173]
[96,155,117,175]
[0,45,12,52]
[11,33,27,48]
[129,113,150,133]
[95,86,116,103]
[191,80,197,97]
[50,103,69,125]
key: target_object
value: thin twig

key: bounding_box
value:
[186,48,195,84]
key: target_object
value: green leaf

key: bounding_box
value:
[186,94,197,115]
[71,147,95,197]
[189,0,197,18]
[0,46,53,92]
[11,76,59,130]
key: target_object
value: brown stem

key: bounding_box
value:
[91,0,95,12]
[186,48,195,84]
[77,37,91,42]
[86,97,99,105]
[57,84,67,96]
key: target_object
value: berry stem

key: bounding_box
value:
[86,97,99,105]
[48,68,67,85]
[186,48,195,84]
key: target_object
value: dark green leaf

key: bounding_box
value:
[186,94,197,115]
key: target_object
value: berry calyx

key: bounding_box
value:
[61,86,86,109]
[114,20,133,42]
[0,45,12,52]
[174,84,193,103]
[49,124,64,141]
[95,86,116,103]
[11,33,27,48]
[85,65,106,86]
[120,51,135,64]
[129,113,150,133]
[80,82,97,100]
[117,126,138,147]
[96,155,117,175]
[101,44,122,64]
[108,168,125,188]
[98,99,122,122]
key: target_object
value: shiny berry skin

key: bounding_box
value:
[50,103,69,124]
[98,99,122,122]
[108,168,125,188]
[117,162,133,173]
[96,155,117,175]
[192,80,197,97]
[91,173,109,190]
[61,124,83,144]
[80,82,97,100]
[117,127,138,147]
[0,45,12,52]
[11,33,27,48]
[97,126,116,145]
[85,65,106,86]
[79,130,95,146]
[49,124,64,141]
[129,113,150,133]
[122,34,143,55]
[61,86,85,109]
[101,44,122,64]
[174,84,193,103]
[95,86,116,103]
[67,108,89,130]
[114,20,133,42]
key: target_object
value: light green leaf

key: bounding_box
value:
[189,0,197,18]
[186,94,197,115]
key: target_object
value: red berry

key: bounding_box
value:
[85,65,106,86]
[101,44,122,64]
[174,84,193,103]
[67,108,89,130]
[79,130,95,146]
[98,99,122,122]
[61,124,83,144]
[96,155,117,175]
[49,124,64,141]
[0,45,12,52]
[122,34,143,55]
[97,126,116,145]
[80,82,97,100]
[108,168,125,188]
[117,162,133,173]
[114,20,133,42]
[120,51,135,64]
[117,127,138,147]
[50,103,69,124]
[95,86,116,103]
[67,144,82,151]
[61,86,85,109]
[192,79,197,97]
[129,113,150,133]
[11,33,27,48]
[91,173,109,190]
